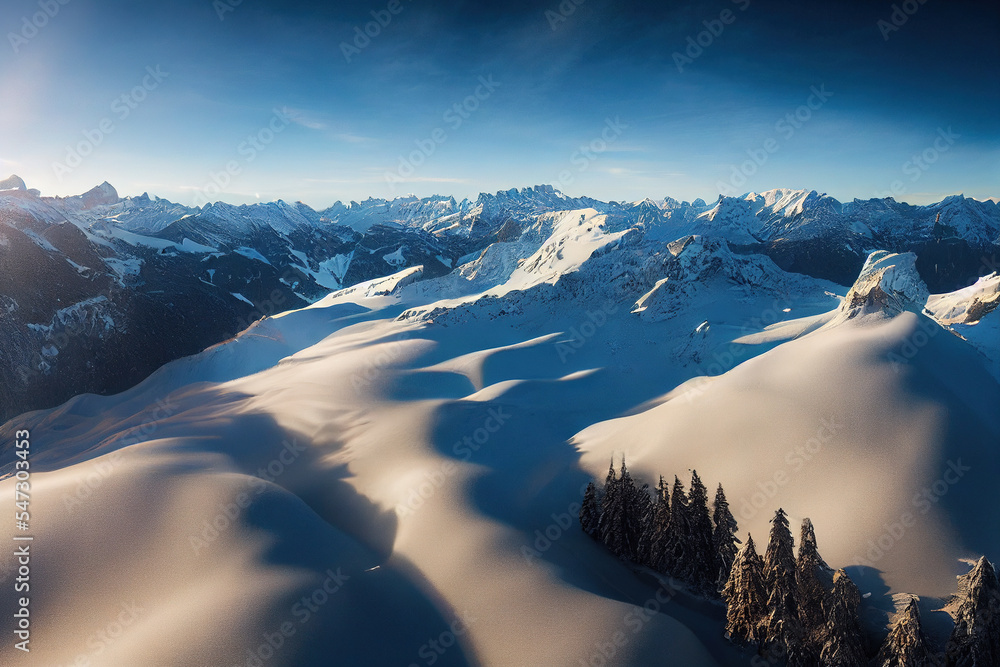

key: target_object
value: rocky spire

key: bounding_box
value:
[840,250,930,319]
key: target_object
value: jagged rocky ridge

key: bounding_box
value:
[1,177,998,420]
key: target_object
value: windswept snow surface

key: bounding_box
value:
[1,226,998,666]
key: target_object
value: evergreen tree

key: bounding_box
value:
[633,482,655,565]
[601,457,617,496]
[818,569,867,667]
[712,483,740,591]
[723,533,768,646]
[683,470,718,592]
[579,481,601,539]
[762,509,805,663]
[648,475,671,571]
[598,456,646,561]
[617,457,645,562]
[874,596,932,667]
[764,509,796,589]
[796,517,834,654]
[945,556,1000,666]
[598,457,624,554]
[659,476,691,575]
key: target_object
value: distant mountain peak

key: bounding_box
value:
[77,181,120,208]
[0,174,27,191]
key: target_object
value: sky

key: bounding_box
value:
[1,0,997,208]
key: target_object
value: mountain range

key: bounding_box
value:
[1,175,998,423]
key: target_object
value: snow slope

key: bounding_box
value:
[0,195,998,666]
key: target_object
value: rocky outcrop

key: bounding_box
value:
[0,174,26,191]
[841,251,930,319]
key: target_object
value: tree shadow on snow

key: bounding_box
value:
[423,363,748,665]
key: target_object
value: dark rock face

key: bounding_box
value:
[912,238,1000,294]
[0,206,315,422]
[752,236,868,287]
[0,183,530,422]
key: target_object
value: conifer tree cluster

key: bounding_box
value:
[579,460,1000,666]
[722,509,866,665]
[874,556,1000,667]
[579,457,739,595]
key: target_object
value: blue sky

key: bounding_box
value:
[1,0,997,207]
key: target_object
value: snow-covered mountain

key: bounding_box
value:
[0,178,526,420]
[1,187,997,665]
[1,175,997,425]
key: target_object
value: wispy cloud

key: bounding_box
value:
[606,167,686,177]
[282,108,377,144]
[285,107,328,131]
[333,133,375,144]
[300,174,470,185]
[395,176,471,184]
